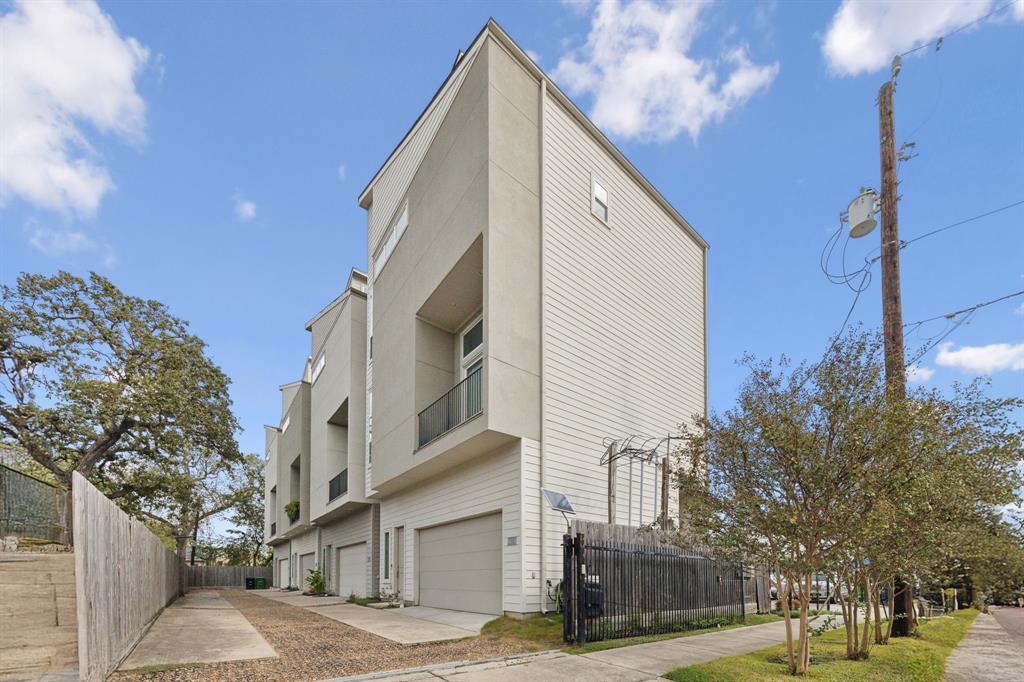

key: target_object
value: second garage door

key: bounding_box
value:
[336,543,368,597]
[418,513,501,614]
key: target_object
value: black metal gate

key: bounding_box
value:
[562,532,747,644]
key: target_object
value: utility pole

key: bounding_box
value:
[878,59,913,637]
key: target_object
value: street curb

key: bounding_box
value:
[319,650,563,681]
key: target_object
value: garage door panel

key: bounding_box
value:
[418,513,501,614]
[418,568,501,591]
[419,548,501,572]
[336,543,367,598]
[418,587,499,614]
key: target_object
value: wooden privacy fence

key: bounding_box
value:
[563,520,759,644]
[0,464,68,544]
[187,564,272,587]
[73,472,179,682]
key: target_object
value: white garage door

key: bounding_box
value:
[299,552,315,588]
[418,513,501,614]
[278,557,289,588]
[336,543,368,598]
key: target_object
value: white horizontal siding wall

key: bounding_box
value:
[538,91,706,586]
[319,507,374,597]
[286,529,318,588]
[377,440,523,613]
[520,437,543,613]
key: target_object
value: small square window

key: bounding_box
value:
[592,178,608,223]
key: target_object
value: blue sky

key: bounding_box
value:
[2,0,1022,469]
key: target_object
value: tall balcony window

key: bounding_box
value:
[328,469,348,501]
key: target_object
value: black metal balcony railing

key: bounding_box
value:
[328,469,348,501]
[270,522,276,537]
[418,368,482,448]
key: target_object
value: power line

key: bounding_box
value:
[904,289,1024,329]
[866,199,1024,263]
[899,0,1018,57]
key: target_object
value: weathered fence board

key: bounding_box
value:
[186,565,272,587]
[73,472,179,682]
[0,464,67,543]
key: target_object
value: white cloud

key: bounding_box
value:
[906,364,935,383]
[935,341,1024,374]
[525,48,542,64]
[337,163,347,182]
[822,0,1022,77]
[553,0,779,142]
[233,196,257,222]
[0,0,150,216]
[1014,302,1024,315]
[27,225,117,266]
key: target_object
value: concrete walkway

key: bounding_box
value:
[118,590,276,671]
[944,607,1024,682]
[332,618,800,681]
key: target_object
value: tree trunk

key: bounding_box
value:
[174,535,189,597]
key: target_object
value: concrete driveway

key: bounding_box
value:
[308,604,493,644]
[118,590,276,672]
[251,590,495,644]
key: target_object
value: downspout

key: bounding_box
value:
[538,76,548,614]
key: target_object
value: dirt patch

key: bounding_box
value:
[110,590,527,681]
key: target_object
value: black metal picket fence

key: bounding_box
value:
[562,527,748,644]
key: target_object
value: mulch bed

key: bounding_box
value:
[110,590,525,681]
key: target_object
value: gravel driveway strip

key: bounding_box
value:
[110,590,526,682]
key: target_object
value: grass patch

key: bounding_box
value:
[568,613,783,654]
[346,595,381,606]
[480,613,565,651]
[477,612,785,655]
[665,609,978,682]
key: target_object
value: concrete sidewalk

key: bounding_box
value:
[944,608,1024,682]
[331,618,801,681]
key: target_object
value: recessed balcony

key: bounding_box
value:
[417,367,483,448]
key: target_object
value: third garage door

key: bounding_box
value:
[418,513,501,614]
[336,543,367,598]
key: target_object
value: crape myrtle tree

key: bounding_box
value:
[0,271,242,530]
[675,331,1023,675]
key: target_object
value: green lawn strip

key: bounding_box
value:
[479,613,785,655]
[664,608,979,682]
[568,613,783,654]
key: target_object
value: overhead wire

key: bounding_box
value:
[898,0,1018,57]
[863,199,1024,264]
[904,289,1024,364]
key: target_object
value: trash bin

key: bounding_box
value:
[254,577,267,589]
[245,577,256,590]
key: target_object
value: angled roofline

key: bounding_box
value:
[304,268,368,332]
[357,23,490,209]
[484,19,707,250]
[357,18,708,251]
